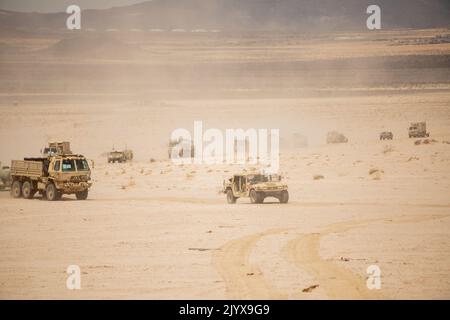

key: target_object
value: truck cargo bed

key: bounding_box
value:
[11,160,44,178]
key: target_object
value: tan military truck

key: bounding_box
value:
[409,122,430,138]
[107,149,133,163]
[223,172,289,204]
[10,154,92,201]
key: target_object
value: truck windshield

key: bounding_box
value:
[75,159,90,171]
[62,159,76,172]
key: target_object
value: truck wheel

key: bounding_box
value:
[76,190,89,200]
[46,183,60,201]
[250,190,262,204]
[280,190,289,204]
[22,181,35,199]
[226,190,237,204]
[11,180,22,198]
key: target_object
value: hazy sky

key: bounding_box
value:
[0,0,145,13]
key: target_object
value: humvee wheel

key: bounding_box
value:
[226,189,237,204]
[46,183,60,201]
[76,190,89,200]
[280,190,289,204]
[11,180,22,198]
[250,190,262,204]
[22,181,35,199]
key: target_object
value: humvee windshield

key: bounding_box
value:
[248,174,269,184]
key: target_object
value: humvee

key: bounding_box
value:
[380,132,393,140]
[10,154,92,201]
[0,163,11,190]
[223,172,289,204]
[168,138,195,159]
[326,131,348,144]
[107,149,133,163]
[409,122,430,138]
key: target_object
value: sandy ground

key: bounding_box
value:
[1,93,450,299]
[0,29,449,299]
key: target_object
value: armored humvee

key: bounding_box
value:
[223,171,289,204]
[326,131,348,144]
[10,154,92,201]
[168,138,195,159]
[409,122,430,138]
[107,149,133,163]
[380,132,393,140]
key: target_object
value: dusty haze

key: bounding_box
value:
[0,1,450,299]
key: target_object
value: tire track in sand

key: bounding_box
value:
[283,214,450,299]
[213,214,449,300]
[212,228,288,299]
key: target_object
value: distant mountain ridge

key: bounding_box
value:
[0,0,449,32]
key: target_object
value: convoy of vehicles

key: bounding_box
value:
[4,122,431,202]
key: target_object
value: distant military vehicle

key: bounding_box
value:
[107,149,133,163]
[223,171,289,204]
[326,131,348,144]
[0,163,11,190]
[41,141,72,156]
[10,154,92,201]
[380,132,393,140]
[168,138,194,159]
[409,122,430,138]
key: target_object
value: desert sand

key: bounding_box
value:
[0,28,449,299]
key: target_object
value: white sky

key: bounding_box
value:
[0,0,146,13]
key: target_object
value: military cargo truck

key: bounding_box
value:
[10,154,92,201]
[409,122,430,138]
[223,171,289,204]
